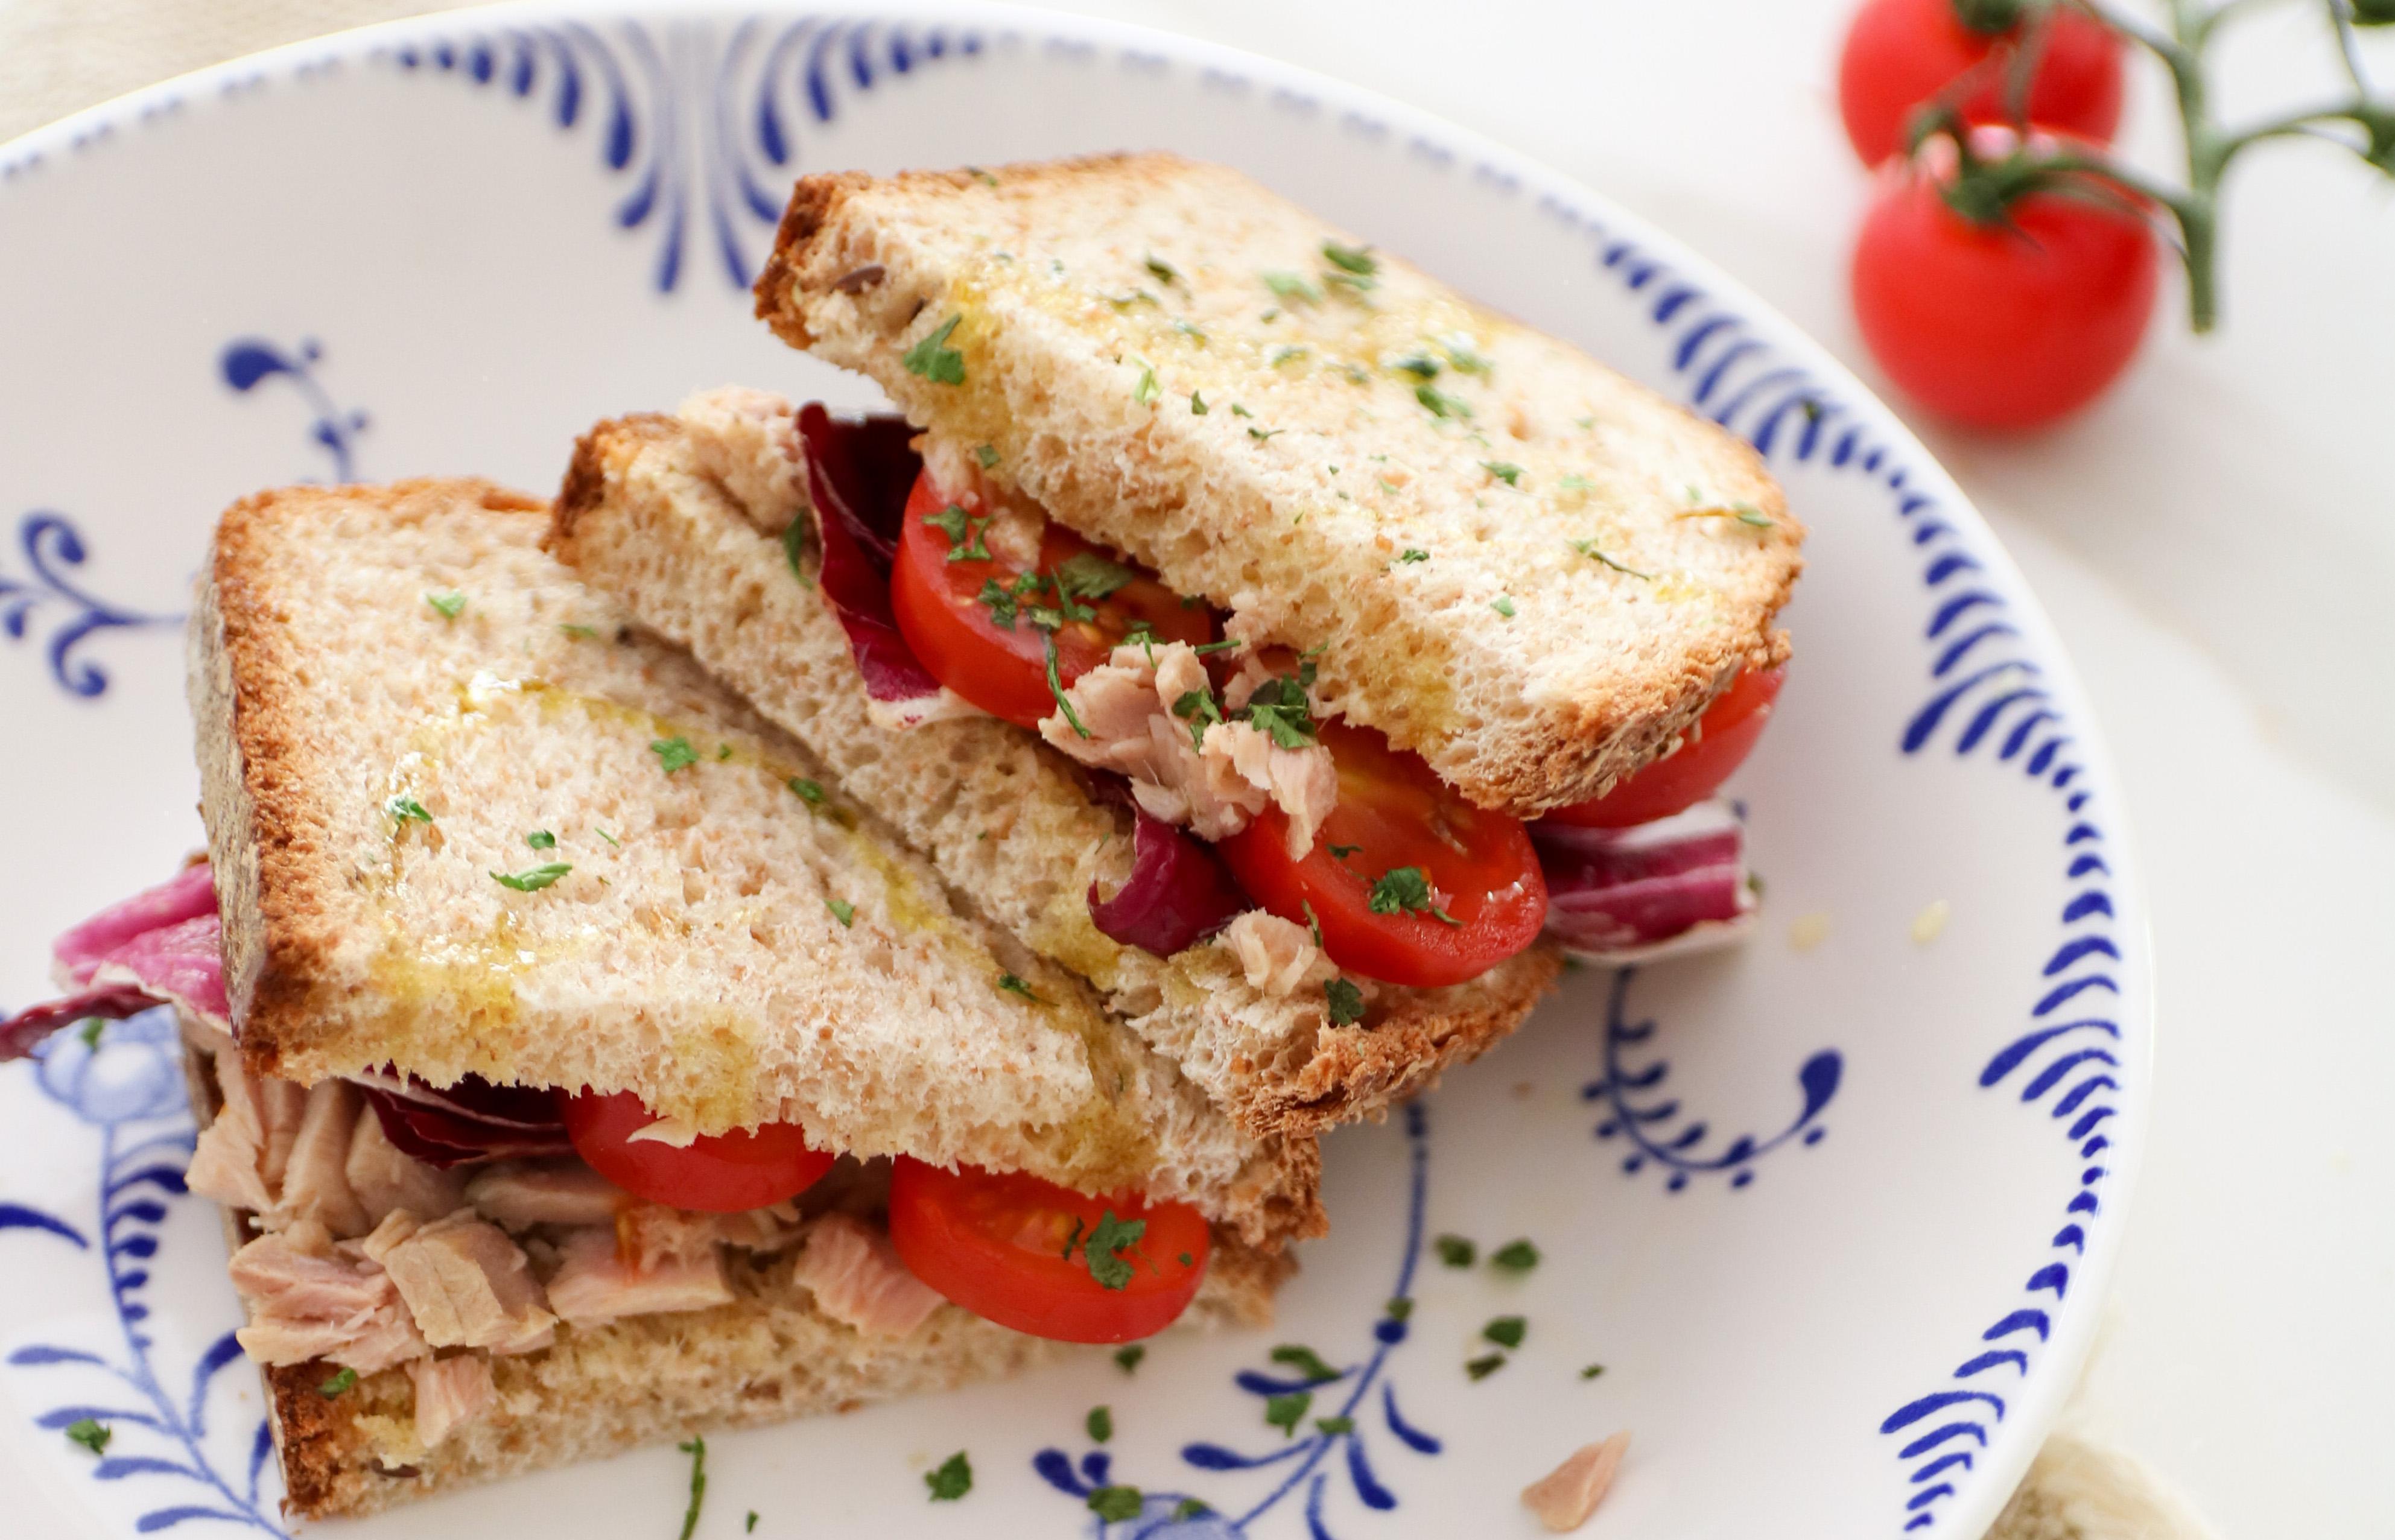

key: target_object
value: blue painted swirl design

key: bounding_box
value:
[2,1011,284,1536]
[379,17,988,293]
[1032,1104,1440,1538]
[0,515,180,700]
[219,338,369,483]
[1587,968,1841,1191]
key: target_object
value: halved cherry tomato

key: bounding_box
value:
[1544,666,1788,829]
[561,1091,836,1214]
[886,1158,1210,1343]
[1217,718,1547,989]
[889,470,1214,730]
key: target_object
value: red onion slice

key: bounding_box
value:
[1087,803,1251,957]
[1533,799,1757,962]
[793,403,950,712]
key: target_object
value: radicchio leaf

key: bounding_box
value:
[1086,803,1251,957]
[354,1069,573,1168]
[1532,799,1756,962]
[2,862,230,1059]
[793,403,949,711]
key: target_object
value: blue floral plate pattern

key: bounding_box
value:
[0,7,2149,1538]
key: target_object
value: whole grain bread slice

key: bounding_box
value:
[189,478,1317,1249]
[550,399,1559,1144]
[752,151,1801,817]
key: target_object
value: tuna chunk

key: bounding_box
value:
[1223,911,1334,997]
[790,1213,945,1339]
[227,1223,427,1374]
[186,1048,276,1214]
[377,1212,556,1355]
[273,1080,370,1237]
[1522,1433,1631,1533]
[406,1354,495,1451]
[346,1105,468,1227]
[544,1226,734,1326]
[465,1159,629,1229]
[256,1076,309,1196]
[613,1201,805,1271]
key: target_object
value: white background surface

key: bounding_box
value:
[1011,2,2395,1536]
[2,1,2387,1534]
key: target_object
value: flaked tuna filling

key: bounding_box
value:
[180,1019,942,1463]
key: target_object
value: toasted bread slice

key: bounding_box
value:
[550,400,1560,1142]
[188,478,1317,1248]
[176,1031,1284,1520]
[752,151,1801,816]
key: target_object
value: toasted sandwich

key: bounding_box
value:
[7,478,1315,1517]
[552,153,1800,1103]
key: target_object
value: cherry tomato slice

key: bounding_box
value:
[889,469,1214,730]
[886,1158,1210,1343]
[1544,666,1787,830]
[1217,718,1547,989]
[561,1091,836,1214]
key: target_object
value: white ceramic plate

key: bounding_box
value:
[0,6,2151,1537]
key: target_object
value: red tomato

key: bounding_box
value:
[1838,0,2125,166]
[1851,150,2157,428]
[886,1158,1210,1343]
[1545,667,1787,829]
[561,1091,836,1214]
[889,469,1215,730]
[1217,718,1547,989]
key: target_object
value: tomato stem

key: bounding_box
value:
[1933,0,2393,334]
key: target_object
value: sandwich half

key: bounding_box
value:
[550,154,1800,1115]
[6,477,1314,1518]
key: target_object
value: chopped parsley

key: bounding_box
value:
[1396,548,1430,564]
[1114,1345,1146,1375]
[1261,271,1320,305]
[387,795,433,825]
[1480,460,1523,486]
[1086,1406,1114,1443]
[1322,240,1378,276]
[975,576,1018,630]
[1175,1499,1214,1520]
[1263,1390,1312,1437]
[825,898,855,927]
[424,590,466,619]
[1581,1363,1608,1380]
[1569,538,1654,580]
[1044,633,1090,739]
[1082,1210,1147,1290]
[1678,502,1777,530]
[1490,1239,1541,1273]
[1056,551,1135,602]
[975,443,1001,469]
[924,504,990,563]
[997,972,1041,1003]
[901,314,966,384]
[1391,353,1441,379]
[595,826,621,847]
[525,830,556,849]
[968,165,999,186]
[319,1366,358,1398]
[1329,843,1362,860]
[1558,474,1596,493]
[1173,686,1223,749]
[1144,254,1182,285]
[1483,1316,1528,1349]
[677,1437,708,1540]
[1236,658,1320,747]
[1173,319,1208,344]
[1315,1416,1357,1435]
[77,1017,104,1050]
[1464,1354,1508,1381]
[1368,866,1459,926]
[1435,1235,1476,1268]
[559,622,601,639]
[1324,977,1365,1025]
[652,737,699,773]
[1248,426,1283,442]
[1415,383,1471,419]
[1270,1345,1342,1384]
[1190,390,1210,415]
[717,744,734,760]
[491,862,572,892]
[1131,358,1161,405]
[1384,1297,1414,1321]
[1302,899,1325,948]
[925,1451,973,1501]
[746,1513,759,1533]
[789,778,826,806]
[1086,1486,1144,1522]
[1442,336,1493,375]
[782,515,812,584]
[1491,597,1516,618]
[1269,345,1309,368]
[65,1418,110,1455]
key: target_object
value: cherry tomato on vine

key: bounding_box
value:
[1838,0,2126,166]
[1851,144,2159,428]
[562,1091,836,1213]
